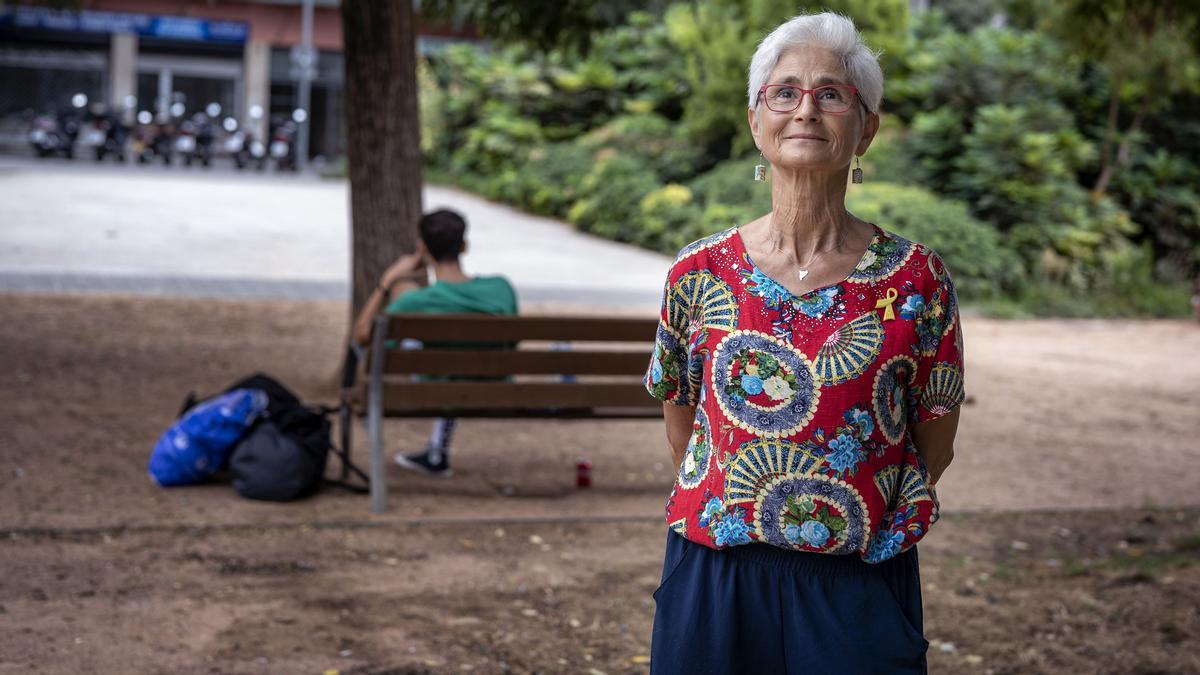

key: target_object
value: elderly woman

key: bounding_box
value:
[644,12,964,674]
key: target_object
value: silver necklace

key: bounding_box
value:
[767,226,848,281]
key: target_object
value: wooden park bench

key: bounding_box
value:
[341,313,663,513]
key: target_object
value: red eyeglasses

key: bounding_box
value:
[757,84,861,114]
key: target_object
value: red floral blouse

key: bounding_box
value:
[644,223,965,564]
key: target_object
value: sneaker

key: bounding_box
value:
[393,449,453,477]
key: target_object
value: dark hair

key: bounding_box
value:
[418,209,467,262]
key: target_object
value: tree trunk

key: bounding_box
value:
[1091,74,1122,198]
[1092,98,1148,198]
[341,0,424,318]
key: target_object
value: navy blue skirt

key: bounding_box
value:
[650,529,929,674]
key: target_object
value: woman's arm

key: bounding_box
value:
[663,403,697,470]
[911,407,960,485]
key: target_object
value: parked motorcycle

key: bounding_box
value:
[268,116,298,172]
[28,107,80,159]
[133,115,174,165]
[28,114,67,158]
[173,119,198,166]
[222,117,266,170]
[193,114,215,167]
[82,106,129,162]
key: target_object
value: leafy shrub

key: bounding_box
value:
[889,24,1082,124]
[450,101,544,175]
[845,182,1021,299]
[567,153,662,242]
[640,184,706,252]
[578,113,706,182]
[687,156,771,215]
[860,120,915,184]
[1112,148,1200,280]
[480,143,595,218]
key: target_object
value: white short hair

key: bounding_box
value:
[747,12,884,114]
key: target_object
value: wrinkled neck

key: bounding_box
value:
[767,166,853,258]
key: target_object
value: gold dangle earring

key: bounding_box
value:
[851,156,864,184]
[754,152,767,182]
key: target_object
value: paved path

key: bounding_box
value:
[0,157,670,311]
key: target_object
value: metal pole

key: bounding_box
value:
[295,0,314,172]
[368,315,389,514]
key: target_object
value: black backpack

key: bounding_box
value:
[186,373,368,501]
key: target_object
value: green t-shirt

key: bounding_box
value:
[385,276,518,316]
[384,276,519,360]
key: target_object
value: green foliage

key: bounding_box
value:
[663,2,757,153]
[415,2,1200,318]
[578,113,707,182]
[416,59,444,158]
[519,143,597,217]
[662,0,908,153]
[419,0,671,53]
[859,118,913,183]
[568,153,662,242]
[640,184,706,252]
[1041,0,1200,109]
[949,103,1094,231]
[453,100,545,175]
[889,23,1082,124]
[687,156,770,217]
[1112,148,1200,280]
[845,182,1021,299]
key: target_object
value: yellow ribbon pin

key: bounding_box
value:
[876,287,899,321]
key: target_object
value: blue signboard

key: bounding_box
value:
[0,6,248,44]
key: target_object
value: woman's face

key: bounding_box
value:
[748,45,879,176]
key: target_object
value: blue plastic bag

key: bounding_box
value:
[148,388,269,487]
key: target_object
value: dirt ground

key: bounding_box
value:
[1,294,1198,674]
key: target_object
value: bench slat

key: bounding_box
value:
[382,381,660,413]
[379,407,663,419]
[384,314,659,342]
[383,349,651,375]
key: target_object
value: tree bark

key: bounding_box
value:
[1091,73,1122,197]
[1092,98,1148,198]
[341,0,424,319]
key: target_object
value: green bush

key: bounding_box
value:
[478,143,596,218]
[578,113,706,183]
[1112,147,1200,280]
[845,182,1022,299]
[518,143,596,217]
[687,156,771,214]
[450,101,545,176]
[411,5,1199,319]
[568,153,662,242]
[860,119,915,184]
[640,184,707,252]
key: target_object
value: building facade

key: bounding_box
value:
[0,0,473,161]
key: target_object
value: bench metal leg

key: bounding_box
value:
[368,315,388,513]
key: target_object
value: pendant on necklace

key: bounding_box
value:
[797,269,810,281]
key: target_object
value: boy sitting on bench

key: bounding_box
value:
[352,209,518,476]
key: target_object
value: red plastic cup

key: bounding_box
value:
[576,458,592,488]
